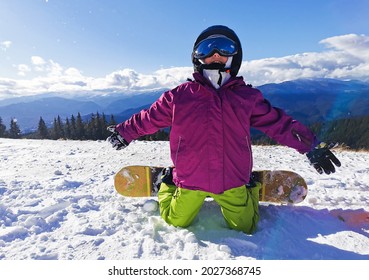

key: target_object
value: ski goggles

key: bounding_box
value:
[193,36,238,59]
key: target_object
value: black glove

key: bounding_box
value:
[107,125,129,150]
[306,142,341,174]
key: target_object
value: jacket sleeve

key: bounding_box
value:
[115,90,174,143]
[250,90,318,153]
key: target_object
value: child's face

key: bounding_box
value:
[203,52,228,65]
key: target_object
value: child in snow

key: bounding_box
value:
[107,25,341,234]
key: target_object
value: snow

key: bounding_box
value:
[0,138,368,262]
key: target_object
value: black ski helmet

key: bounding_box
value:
[192,25,243,77]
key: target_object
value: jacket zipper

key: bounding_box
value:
[291,129,312,147]
[175,136,182,166]
[245,136,252,179]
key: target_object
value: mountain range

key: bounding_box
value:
[258,78,369,123]
[0,78,368,132]
[0,90,163,132]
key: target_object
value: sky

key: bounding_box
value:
[0,0,369,100]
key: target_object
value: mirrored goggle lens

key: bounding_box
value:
[194,37,238,59]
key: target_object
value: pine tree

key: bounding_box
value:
[108,114,117,126]
[70,114,77,139]
[57,115,64,139]
[99,112,108,140]
[51,118,59,140]
[0,117,6,137]
[51,116,64,140]
[9,118,21,138]
[64,117,71,139]
[37,117,49,139]
[94,112,103,140]
[75,112,85,140]
[86,113,96,140]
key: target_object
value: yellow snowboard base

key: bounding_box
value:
[114,166,308,204]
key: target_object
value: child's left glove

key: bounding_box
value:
[306,142,341,174]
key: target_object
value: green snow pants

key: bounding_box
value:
[158,183,260,234]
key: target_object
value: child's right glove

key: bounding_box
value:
[306,142,341,174]
[107,125,129,150]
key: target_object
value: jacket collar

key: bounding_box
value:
[192,72,244,89]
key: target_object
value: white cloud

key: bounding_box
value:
[30,56,48,72]
[320,34,369,60]
[31,56,46,65]
[17,64,31,76]
[15,57,64,77]
[0,41,12,51]
[1,33,369,100]
[88,67,193,92]
[239,34,369,85]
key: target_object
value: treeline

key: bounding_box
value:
[242,115,369,151]
[318,115,369,150]
[0,113,368,150]
[0,113,115,140]
[0,112,169,141]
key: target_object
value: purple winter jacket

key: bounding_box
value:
[116,72,317,194]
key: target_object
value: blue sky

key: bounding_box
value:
[0,0,369,99]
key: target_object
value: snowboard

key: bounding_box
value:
[114,166,308,204]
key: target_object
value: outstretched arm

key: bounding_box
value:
[114,90,174,144]
[250,91,341,174]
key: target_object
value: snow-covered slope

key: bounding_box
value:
[0,138,368,260]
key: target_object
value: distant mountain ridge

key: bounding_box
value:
[1,78,369,132]
[257,78,369,123]
[0,91,163,132]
